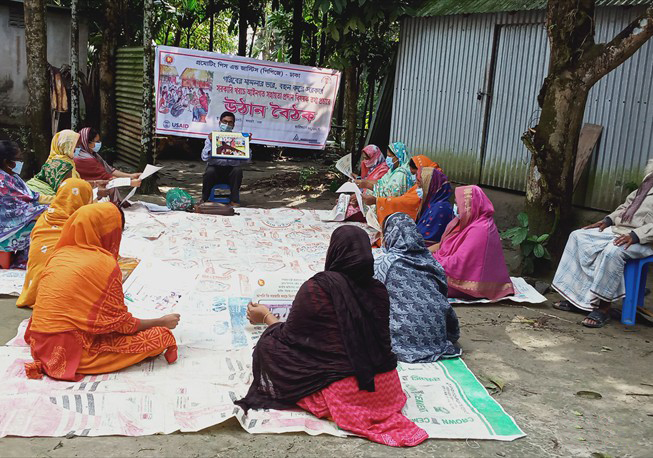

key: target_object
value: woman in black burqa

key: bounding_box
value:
[236,225,428,447]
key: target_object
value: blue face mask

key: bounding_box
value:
[74,147,81,156]
[385,157,394,169]
[12,161,23,174]
[411,173,417,181]
[219,122,233,133]
[416,188,424,199]
[453,204,459,218]
[92,142,102,153]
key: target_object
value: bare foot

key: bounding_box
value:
[229,202,241,207]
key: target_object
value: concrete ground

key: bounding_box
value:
[1,157,652,457]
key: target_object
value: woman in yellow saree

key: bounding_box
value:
[16,178,93,307]
[24,203,180,381]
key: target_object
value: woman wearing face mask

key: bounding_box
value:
[26,130,82,204]
[201,111,249,206]
[0,140,47,268]
[362,159,438,230]
[355,142,415,198]
[74,127,141,205]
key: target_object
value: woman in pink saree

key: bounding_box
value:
[344,145,390,221]
[432,185,514,300]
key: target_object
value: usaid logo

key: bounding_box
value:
[172,123,189,129]
[163,120,171,128]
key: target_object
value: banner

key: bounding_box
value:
[154,45,341,149]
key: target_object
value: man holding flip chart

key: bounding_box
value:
[201,111,250,206]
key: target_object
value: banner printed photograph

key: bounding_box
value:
[154,45,341,149]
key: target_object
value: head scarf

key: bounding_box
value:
[55,202,122,260]
[621,164,653,223]
[374,166,436,227]
[16,179,93,308]
[373,142,415,197]
[166,188,195,211]
[34,159,74,191]
[236,225,396,412]
[416,169,454,244]
[435,186,514,300]
[374,213,460,362]
[47,130,80,165]
[0,169,46,250]
[360,145,387,180]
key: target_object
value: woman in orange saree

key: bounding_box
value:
[24,203,180,381]
[16,178,93,307]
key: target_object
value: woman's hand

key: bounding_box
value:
[614,234,634,250]
[584,220,608,231]
[130,179,142,187]
[97,186,110,198]
[362,194,376,206]
[159,313,181,329]
[129,172,141,179]
[246,302,271,325]
[428,243,440,253]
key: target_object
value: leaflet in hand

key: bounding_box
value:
[139,164,163,181]
[107,177,131,189]
[251,273,308,322]
[336,181,363,213]
[335,153,354,179]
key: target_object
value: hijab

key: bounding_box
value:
[236,225,396,412]
[34,159,74,191]
[360,145,387,180]
[416,169,454,243]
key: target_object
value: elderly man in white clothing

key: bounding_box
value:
[552,160,653,328]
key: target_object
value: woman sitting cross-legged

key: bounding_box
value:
[552,160,653,328]
[236,225,428,447]
[341,144,389,222]
[375,213,461,363]
[24,203,180,381]
[431,185,514,301]
[16,178,93,308]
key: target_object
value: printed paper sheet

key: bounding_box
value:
[0,208,524,441]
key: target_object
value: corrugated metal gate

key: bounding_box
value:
[116,47,144,167]
[392,7,653,211]
[480,23,549,191]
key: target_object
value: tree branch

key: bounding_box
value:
[582,6,653,86]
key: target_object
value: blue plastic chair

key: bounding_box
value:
[208,184,231,204]
[622,255,653,325]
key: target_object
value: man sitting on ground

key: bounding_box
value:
[201,111,248,206]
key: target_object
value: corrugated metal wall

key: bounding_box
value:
[392,7,653,210]
[115,47,144,167]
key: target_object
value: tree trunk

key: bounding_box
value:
[249,25,257,58]
[70,0,80,131]
[99,0,118,147]
[524,1,653,257]
[318,13,327,67]
[140,0,157,194]
[238,0,247,56]
[173,27,182,47]
[23,0,51,174]
[308,28,317,67]
[208,0,214,52]
[344,66,358,157]
[290,0,303,64]
[335,77,345,146]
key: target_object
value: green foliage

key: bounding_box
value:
[501,212,551,275]
[299,166,318,191]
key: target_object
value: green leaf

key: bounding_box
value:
[518,212,529,228]
[522,242,535,257]
[534,244,545,258]
[358,0,366,6]
[543,249,552,260]
[537,234,550,242]
[512,227,528,246]
[527,234,539,242]
[331,27,340,41]
[500,227,520,239]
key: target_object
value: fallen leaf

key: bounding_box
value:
[575,425,584,429]
[578,437,587,442]
[576,390,603,400]
[479,374,506,394]
[53,441,63,450]
[591,453,612,458]
[601,346,613,352]
[573,410,584,416]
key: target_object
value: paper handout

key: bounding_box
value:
[336,181,364,213]
[335,153,354,179]
[107,177,131,189]
[139,164,163,181]
[251,273,308,322]
[121,187,137,205]
[319,193,350,222]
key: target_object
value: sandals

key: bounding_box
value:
[582,309,611,328]
[553,300,585,314]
